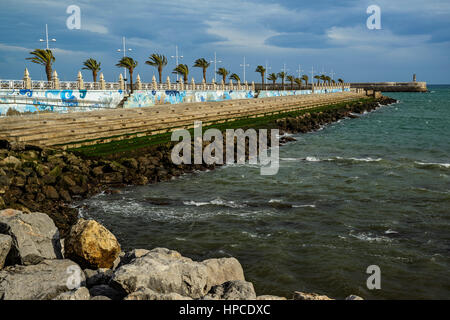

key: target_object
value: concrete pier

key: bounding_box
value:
[350,82,427,92]
[0,91,366,149]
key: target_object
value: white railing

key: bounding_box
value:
[0,80,25,89]
[31,81,53,90]
[0,78,352,93]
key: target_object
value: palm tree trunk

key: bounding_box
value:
[129,70,134,93]
[261,74,265,90]
[158,67,162,84]
[45,63,52,82]
[93,71,97,83]
[203,69,206,83]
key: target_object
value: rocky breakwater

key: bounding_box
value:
[0,139,214,237]
[0,208,362,300]
[275,95,397,134]
[0,95,397,239]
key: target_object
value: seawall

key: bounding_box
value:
[0,91,365,148]
[350,82,427,92]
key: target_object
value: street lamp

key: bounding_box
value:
[171,45,183,82]
[39,24,56,50]
[240,56,250,83]
[210,52,222,83]
[117,36,132,80]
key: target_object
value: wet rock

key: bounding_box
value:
[0,209,62,265]
[90,295,111,300]
[116,249,150,268]
[125,287,192,300]
[64,219,121,269]
[84,268,114,288]
[111,248,245,299]
[293,291,333,300]
[256,295,287,300]
[203,280,256,300]
[59,189,72,202]
[0,234,12,269]
[53,287,90,300]
[0,259,85,300]
[43,185,59,200]
[345,295,364,300]
[89,284,125,300]
[1,156,22,169]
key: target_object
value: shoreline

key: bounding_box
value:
[0,95,398,300]
[0,95,397,237]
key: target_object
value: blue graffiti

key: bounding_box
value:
[19,89,32,97]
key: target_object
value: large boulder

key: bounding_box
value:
[111,248,245,299]
[125,287,192,300]
[0,234,12,269]
[0,259,85,300]
[293,291,333,300]
[64,219,121,269]
[53,287,90,300]
[0,209,62,265]
[256,295,287,300]
[89,284,125,300]
[203,280,256,300]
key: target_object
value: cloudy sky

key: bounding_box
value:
[0,0,449,83]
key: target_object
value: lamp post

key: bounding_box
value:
[117,36,132,80]
[39,24,56,50]
[240,56,250,83]
[296,65,304,79]
[171,45,183,82]
[310,66,315,84]
[210,52,222,83]
[330,69,336,81]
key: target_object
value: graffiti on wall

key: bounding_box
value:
[123,90,256,108]
[0,89,124,116]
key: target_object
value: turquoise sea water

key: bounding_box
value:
[80,86,450,299]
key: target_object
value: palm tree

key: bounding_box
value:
[216,68,230,84]
[255,65,266,90]
[26,49,55,81]
[332,79,336,85]
[338,78,344,84]
[286,75,295,90]
[193,58,210,83]
[277,72,286,90]
[229,73,240,82]
[301,75,309,86]
[173,64,189,84]
[325,76,331,84]
[314,75,321,84]
[116,57,138,93]
[267,73,278,87]
[294,78,302,89]
[145,54,167,83]
[319,74,326,84]
[82,58,101,83]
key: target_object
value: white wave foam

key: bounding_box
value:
[415,161,450,168]
[183,198,246,208]
[269,199,282,203]
[306,156,321,162]
[292,204,316,208]
[385,229,399,235]
[350,232,392,243]
[330,156,382,162]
